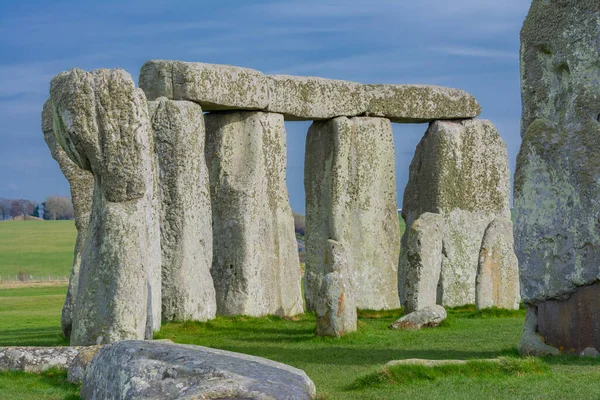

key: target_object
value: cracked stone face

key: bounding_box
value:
[50,68,161,345]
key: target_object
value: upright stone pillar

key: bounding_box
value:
[149,98,216,322]
[401,119,516,308]
[204,111,303,317]
[517,0,600,355]
[50,68,161,345]
[41,100,94,339]
[305,116,400,311]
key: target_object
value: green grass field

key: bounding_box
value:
[1,221,600,400]
[0,220,76,277]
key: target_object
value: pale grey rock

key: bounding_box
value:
[517,306,560,356]
[140,60,269,110]
[267,75,366,120]
[315,240,357,337]
[42,99,94,339]
[305,116,400,311]
[140,60,482,122]
[148,98,216,322]
[401,119,512,307]
[364,84,481,123]
[389,305,447,330]
[67,346,102,384]
[476,218,520,310]
[580,347,600,358]
[385,359,503,367]
[516,0,600,354]
[81,340,316,400]
[0,346,84,373]
[399,213,443,313]
[205,111,303,317]
[50,68,161,345]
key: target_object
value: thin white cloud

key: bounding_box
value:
[435,46,518,60]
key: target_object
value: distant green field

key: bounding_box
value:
[0,285,67,347]
[0,220,76,277]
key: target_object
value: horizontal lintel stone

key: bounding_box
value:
[139,60,481,122]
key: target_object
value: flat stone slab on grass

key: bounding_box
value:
[81,340,316,400]
[0,346,86,373]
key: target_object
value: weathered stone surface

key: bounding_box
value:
[140,60,269,110]
[580,347,600,358]
[81,340,316,400]
[42,99,94,339]
[305,116,400,311]
[476,218,520,310]
[205,111,303,317]
[149,98,216,322]
[50,68,161,345]
[517,0,600,302]
[364,84,481,123]
[267,75,366,120]
[315,240,357,337]
[140,60,481,122]
[518,306,560,356]
[389,305,447,330]
[401,119,512,307]
[0,346,84,373]
[67,346,102,384]
[516,1,600,354]
[399,213,443,313]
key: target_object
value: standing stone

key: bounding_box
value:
[476,219,520,310]
[516,0,600,354]
[401,119,513,307]
[41,100,94,339]
[315,240,357,337]
[305,117,400,311]
[204,111,303,317]
[399,213,444,314]
[50,68,161,345]
[148,98,216,322]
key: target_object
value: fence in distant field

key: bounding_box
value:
[0,275,69,283]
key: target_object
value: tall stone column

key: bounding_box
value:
[204,111,303,317]
[516,0,600,355]
[50,68,161,345]
[400,119,516,309]
[304,116,401,311]
[148,98,216,322]
[41,100,94,339]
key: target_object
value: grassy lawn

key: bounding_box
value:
[1,221,600,399]
[0,220,76,278]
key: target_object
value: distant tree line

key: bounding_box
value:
[0,196,74,221]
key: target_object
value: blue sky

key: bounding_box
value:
[0,0,530,212]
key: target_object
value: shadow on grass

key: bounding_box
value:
[0,327,68,346]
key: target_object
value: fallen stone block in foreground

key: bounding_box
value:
[81,340,316,400]
[389,305,447,330]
